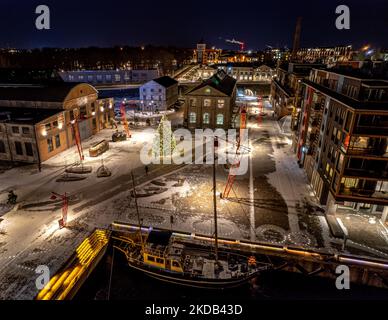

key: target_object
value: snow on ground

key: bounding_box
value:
[1,108,388,299]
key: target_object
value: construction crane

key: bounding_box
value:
[221,107,249,199]
[120,102,131,138]
[225,38,245,51]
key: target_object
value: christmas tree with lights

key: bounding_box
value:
[152,114,176,158]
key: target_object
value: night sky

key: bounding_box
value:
[1,0,387,50]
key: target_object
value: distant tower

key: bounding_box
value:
[196,38,207,65]
[291,17,302,62]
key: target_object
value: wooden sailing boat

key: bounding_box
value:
[113,147,268,289]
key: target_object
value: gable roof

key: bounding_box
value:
[186,70,237,96]
[0,83,97,102]
[152,76,178,88]
[0,107,62,124]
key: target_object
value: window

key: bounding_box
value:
[172,261,180,268]
[25,142,33,156]
[47,138,54,153]
[12,126,19,134]
[203,113,210,124]
[190,98,197,107]
[342,177,358,189]
[22,127,30,134]
[337,153,344,170]
[189,112,196,124]
[55,134,61,148]
[53,121,58,128]
[216,114,224,125]
[147,256,155,262]
[114,74,121,82]
[15,141,23,155]
[156,258,164,264]
[0,140,5,153]
[217,99,225,109]
[204,99,211,107]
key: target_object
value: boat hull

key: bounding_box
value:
[126,259,263,289]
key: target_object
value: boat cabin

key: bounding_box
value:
[143,230,184,273]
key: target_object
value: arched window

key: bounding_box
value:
[216,114,224,125]
[203,112,210,124]
[189,112,196,123]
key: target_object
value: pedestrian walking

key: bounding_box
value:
[145,165,149,175]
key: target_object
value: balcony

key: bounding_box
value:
[353,126,388,136]
[339,187,388,201]
[343,168,388,180]
[345,146,388,158]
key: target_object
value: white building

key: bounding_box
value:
[59,69,159,85]
[139,76,179,112]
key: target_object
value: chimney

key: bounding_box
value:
[291,17,302,62]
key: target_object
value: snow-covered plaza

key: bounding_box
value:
[0,107,387,299]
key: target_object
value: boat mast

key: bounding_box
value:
[131,171,145,250]
[213,139,219,266]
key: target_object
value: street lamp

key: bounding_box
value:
[50,192,69,229]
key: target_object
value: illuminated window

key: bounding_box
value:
[203,113,210,124]
[217,99,225,108]
[189,112,196,124]
[216,114,224,125]
[342,178,358,188]
[204,99,211,107]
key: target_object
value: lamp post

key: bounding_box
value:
[50,192,69,229]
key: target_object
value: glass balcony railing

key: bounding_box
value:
[339,187,388,200]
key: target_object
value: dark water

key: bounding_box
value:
[75,246,388,301]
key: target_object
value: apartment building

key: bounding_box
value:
[295,45,353,66]
[296,67,388,221]
[270,63,323,120]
